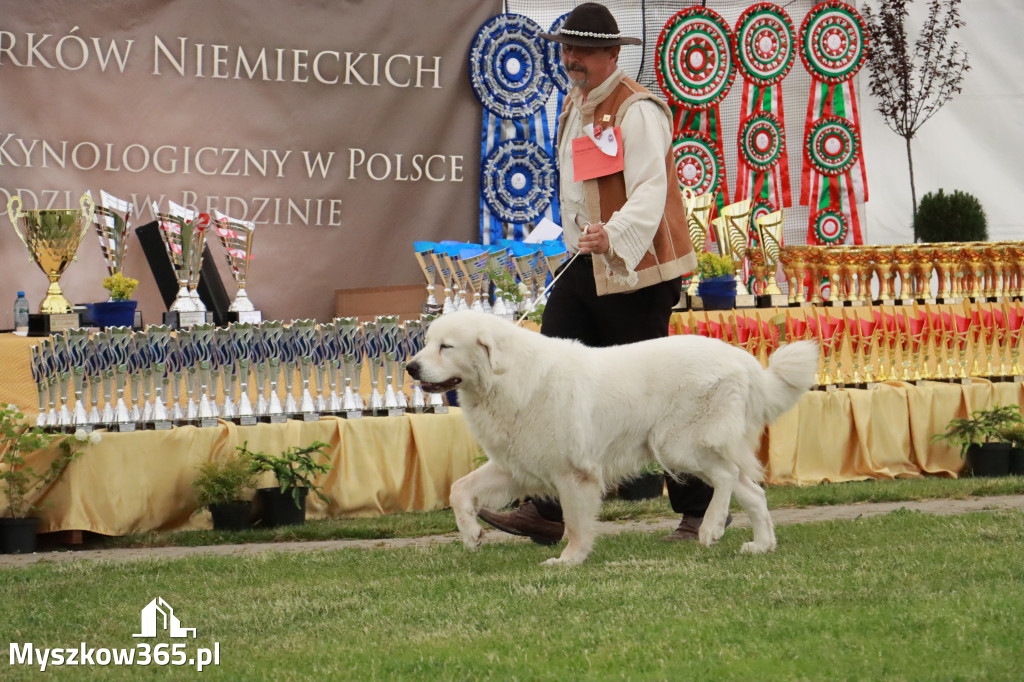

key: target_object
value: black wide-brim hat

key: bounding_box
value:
[539,2,642,47]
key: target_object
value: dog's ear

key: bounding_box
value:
[477,331,506,375]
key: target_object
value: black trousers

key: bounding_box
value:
[531,255,715,521]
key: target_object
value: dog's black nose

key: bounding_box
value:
[407,360,421,380]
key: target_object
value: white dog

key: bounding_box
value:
[407,311,818,566]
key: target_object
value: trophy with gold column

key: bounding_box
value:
[778,245,811,306]
[1007,243,1024,299]
[683,189,716,298]
[962,244,986,301]
[8,193,95,334]
[755,210,788,307]
[891,247,916,304]
[815,246,845,305]
[911,246,937,304]
[711,199,754,307]
[932,244,959,303]
[868,246,897,304]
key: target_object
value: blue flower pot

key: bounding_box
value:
[698,275,737,310]
[90,300,137,328]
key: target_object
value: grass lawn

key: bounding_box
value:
[93,475,1024,549]
[2,508,1022,680]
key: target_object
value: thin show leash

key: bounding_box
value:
[514,223,590,327]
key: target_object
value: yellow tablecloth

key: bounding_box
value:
[7,410,477,535]
[766,379,1022,484]
[4,329,1023,536]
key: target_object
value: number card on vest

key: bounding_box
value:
[571,126,623,182]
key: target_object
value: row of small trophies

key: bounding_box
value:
[777,241,1024,306]
[678,301,1024,389]
[7,191,259,330]
[414,239,567,317]
[27,316,445,433]
[676,189,1024,309]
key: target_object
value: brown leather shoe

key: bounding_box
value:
[661,513,733,541]
[477,501,564,546]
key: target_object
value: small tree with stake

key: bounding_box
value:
[862,0,970,241]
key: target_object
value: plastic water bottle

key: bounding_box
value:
[13,291,30,336]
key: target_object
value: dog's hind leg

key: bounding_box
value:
[450,462,523,551]
[732,473,777,554]
[693,455,740,548]
[543,469,602,566]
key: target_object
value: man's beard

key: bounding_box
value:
[566,64,587,88]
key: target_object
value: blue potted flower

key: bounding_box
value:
[696,252,737,310]
[91,273,139,328]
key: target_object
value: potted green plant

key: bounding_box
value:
[192,450,258,531]
[932,403,1022,477]
[1,404,92,553]
[91,272,139,328]
[696,252,736,310]
[242,440,332,527]
[615,462,665,501]
[995,423,1024,476]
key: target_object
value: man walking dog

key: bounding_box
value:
[477,3,727,544]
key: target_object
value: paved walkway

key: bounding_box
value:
[1,495,1020,568]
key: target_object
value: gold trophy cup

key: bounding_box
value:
[683,188,716,296]
[8,192,95,320]
[756,209,788,306]
[712,199,754,306]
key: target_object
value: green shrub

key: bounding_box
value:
[915,189,987,243]
[193,452,258,508]
[242,440,333,509]
[932,404,1023,458]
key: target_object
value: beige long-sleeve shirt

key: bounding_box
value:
[557,67,673,278]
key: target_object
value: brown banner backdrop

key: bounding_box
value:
[0,0,500,323]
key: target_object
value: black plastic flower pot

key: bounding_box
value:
[0,516,41,554]
[209,501,253,532]
[966,443,1011,477]
[255,487,308,527]
[1008,448,1024,476]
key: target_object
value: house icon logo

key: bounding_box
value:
[133,597,197,638]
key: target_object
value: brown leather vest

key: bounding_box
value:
[557,75,697,295]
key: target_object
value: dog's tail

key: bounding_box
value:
[759,340,819,425]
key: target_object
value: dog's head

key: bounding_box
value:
[406,311,508,394]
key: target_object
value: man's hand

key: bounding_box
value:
[578,222,610,255]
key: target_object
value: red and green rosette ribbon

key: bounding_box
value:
[733,3,795,213]
[798,1,869,246]
[656,7,737,215]
[672,130,726,199]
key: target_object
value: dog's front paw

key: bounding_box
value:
[740,539,776,554]
[698,522,725,547]
[461,524,484,551]
[542,552,586,567]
